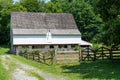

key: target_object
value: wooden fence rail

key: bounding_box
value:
[19,50,55,65]
[81,45,120,61]
[18,45,120,64]
[19,50,82,64]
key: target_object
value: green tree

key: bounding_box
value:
[62,0,102,42]
[96,0,120,45]
[20,0,40,12]
[0,0,13,7]
[45,0,62,13]
[0,2,26,44]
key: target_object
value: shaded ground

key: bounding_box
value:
[61,60,120,80]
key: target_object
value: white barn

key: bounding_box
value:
[10,12,92,53]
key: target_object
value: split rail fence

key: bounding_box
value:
[81,45,120,61]
[18,45,120,64]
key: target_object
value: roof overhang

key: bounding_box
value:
[13,39,92,46]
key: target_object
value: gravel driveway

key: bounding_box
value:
[1,55,66,80]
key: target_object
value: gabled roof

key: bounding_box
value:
[11,12,81,35]
[13,29,80,35]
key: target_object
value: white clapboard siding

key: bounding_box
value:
[13,35,91,45]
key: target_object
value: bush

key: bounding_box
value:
[74,45,81,51]
[32,49,40,54]
[27,50,33,54]
[92,43,102,50]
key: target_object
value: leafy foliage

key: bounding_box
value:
[61,0,102,42]
[0,1,26,44]
[0,0,119,46]
[95,0,120,45]
[32,49,40,54]
[45,0,62,13]
[20,0,40,12]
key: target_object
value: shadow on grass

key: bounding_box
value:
[61,60,120,79]
[0,45,10,54]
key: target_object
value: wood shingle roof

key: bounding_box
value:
[11,12,81,35]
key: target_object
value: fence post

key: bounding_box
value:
[87,47,90,61]
[33,53,35,60]
[52,48,57,64]
[27,53,29,59]
[94,50,96,61]
[79,49,82,62]
[51,51,53,64]
[110,48,113,60]
[38,53,40,62]
[101,47,104,59]
[43,53,46,63]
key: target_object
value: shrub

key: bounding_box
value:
[27,50,33,54]
[32,49,40,54]
[92,43,102,50]
[74,45,81,51]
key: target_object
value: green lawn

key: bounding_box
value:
[0,45,9,55]
[0,56,10,80]
[13,55,120,80]
[1,45,120,80]
[0,45,10,80]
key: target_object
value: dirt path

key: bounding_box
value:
[1,55,66,80]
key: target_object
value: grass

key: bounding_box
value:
[0,45,9,55]
[26,70,44,80]
[0,46,12,80]
[0,46,45,80]
[0,56,11,80]
[0,58,7,80]
[0,54,45,80]
[13,55,120,80]
[1,45,120,80]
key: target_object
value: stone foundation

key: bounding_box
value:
[14,44,78,54]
